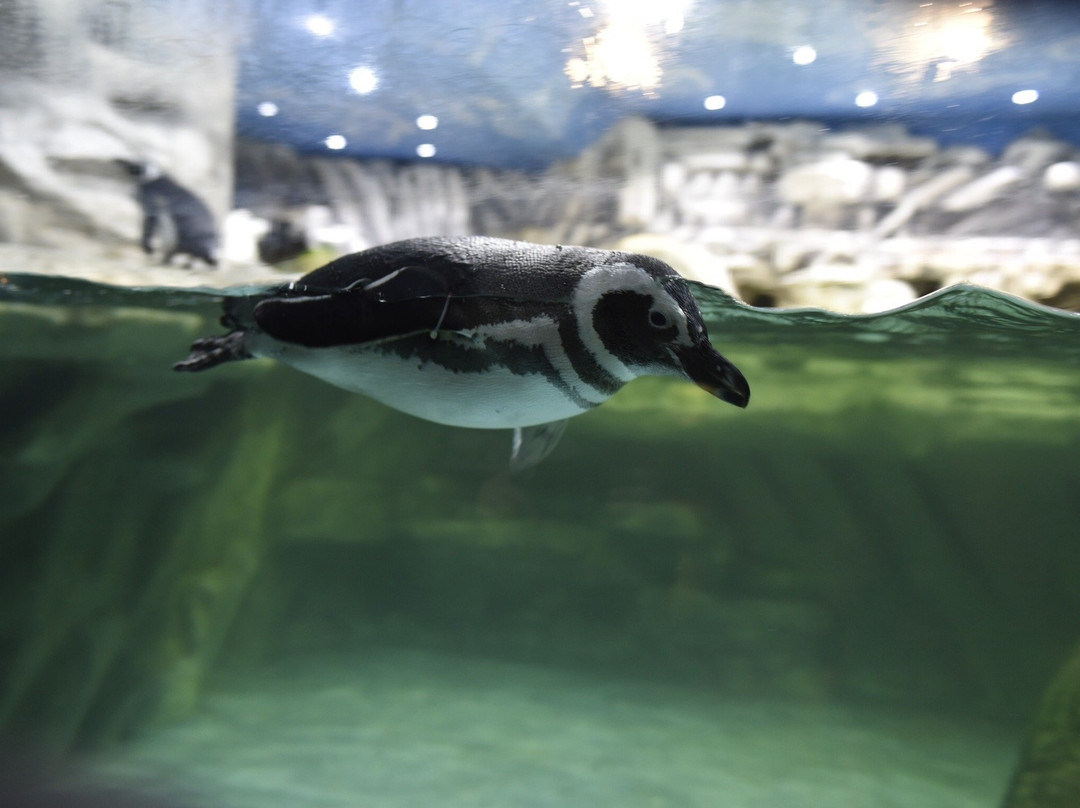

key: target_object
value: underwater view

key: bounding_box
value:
[3,1,1080,807]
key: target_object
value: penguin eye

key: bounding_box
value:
[649,310,669,329]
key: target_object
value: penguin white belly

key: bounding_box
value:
[250,336,597,429]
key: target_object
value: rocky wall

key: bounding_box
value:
[233,118,1080,313]
[0,0,237,258]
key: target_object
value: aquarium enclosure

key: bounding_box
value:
[2,1,1080,806]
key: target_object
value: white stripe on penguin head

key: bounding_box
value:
[572,263,690,382]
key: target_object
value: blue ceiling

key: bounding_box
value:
[236,0,1080,169]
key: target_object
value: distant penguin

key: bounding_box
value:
[116,159,219,267]
[258,218,308,265]
[174,236,750,468]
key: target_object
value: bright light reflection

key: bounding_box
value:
[305,14,334,37]
[565,0,689,90]
[257,102,279,117]
[325,134,347,150]
[1012,89,1039,105]
[855,90,879,107]
[349,66,378,94]
[792,45,817,65]
[938,15,991,63]
[591,24,661,89]
[416,114,439,130]
[566,57,589,84]
[416,144,436,158]
[703,94,726,110]
[664,14,684,34]
[878,2,1003,87]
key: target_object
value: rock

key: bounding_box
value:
[1044,162,1080,192]
[778,264,917,313]
[610,233,740,298]
[939,166,1023,212]
[602,117,662,228]
[1003,133,1074,176]
[873,166,975,237]
[939,145,993,168]
[871,165,907,202]
[222,209,269,265]
[1002,641,1080,808]
[778,157,873,207]
[821,126,938,162]
[223,122,1080,314]
[272,478,389,543]
[680,151,751,172]
[0,2,234,257]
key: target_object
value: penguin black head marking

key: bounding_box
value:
[572,257,750,408]
[591,289,680,372]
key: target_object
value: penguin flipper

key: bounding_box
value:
[253,270,471,349]
[173,332,251,372]
[510,420,569,472]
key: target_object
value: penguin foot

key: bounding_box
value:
[173,332,251,372]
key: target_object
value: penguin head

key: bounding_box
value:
[573,256,750,408]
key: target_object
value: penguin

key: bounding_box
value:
[174,236,749,468]
[116,159,219,267]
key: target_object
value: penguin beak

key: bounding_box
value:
[676,342,750,408]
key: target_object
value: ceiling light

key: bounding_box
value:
[1011,89,1038,105]
[305,14,334,37]
[417,144,436,158]
[325,135,347,150]
[792,45,816,65]
[349,66,378,95]
[416,114,439,130]
[703,94,726,110]
[855,90,878,107]
[257,102,279,117]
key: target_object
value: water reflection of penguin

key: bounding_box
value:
[116,159,219,267]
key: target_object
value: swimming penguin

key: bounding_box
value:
[174,236,749,468]
[116,159,219,267]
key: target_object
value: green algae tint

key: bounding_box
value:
[0,275,1077,806]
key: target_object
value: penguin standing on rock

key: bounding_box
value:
[175,236,749,468]
[116,159,219,267]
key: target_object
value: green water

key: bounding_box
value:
[1,276,1078,806]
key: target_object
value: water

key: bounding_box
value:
[1,272,1078,806]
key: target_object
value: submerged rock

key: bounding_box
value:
[1002,642,1080,808]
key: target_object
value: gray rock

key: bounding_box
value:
[0,0,234,259]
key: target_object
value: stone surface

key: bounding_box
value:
[86,649,1017,808]
[0,1,235,259]
[7,105,1080,314]
[1002,642,1080,808]
[226,119,1080,313]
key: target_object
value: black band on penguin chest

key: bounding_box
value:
[254,286,625,407]
[370,312,598,412]
[554,316,623,396]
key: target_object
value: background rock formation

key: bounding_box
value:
[0,0,235,259]
[232,119,1080,312]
